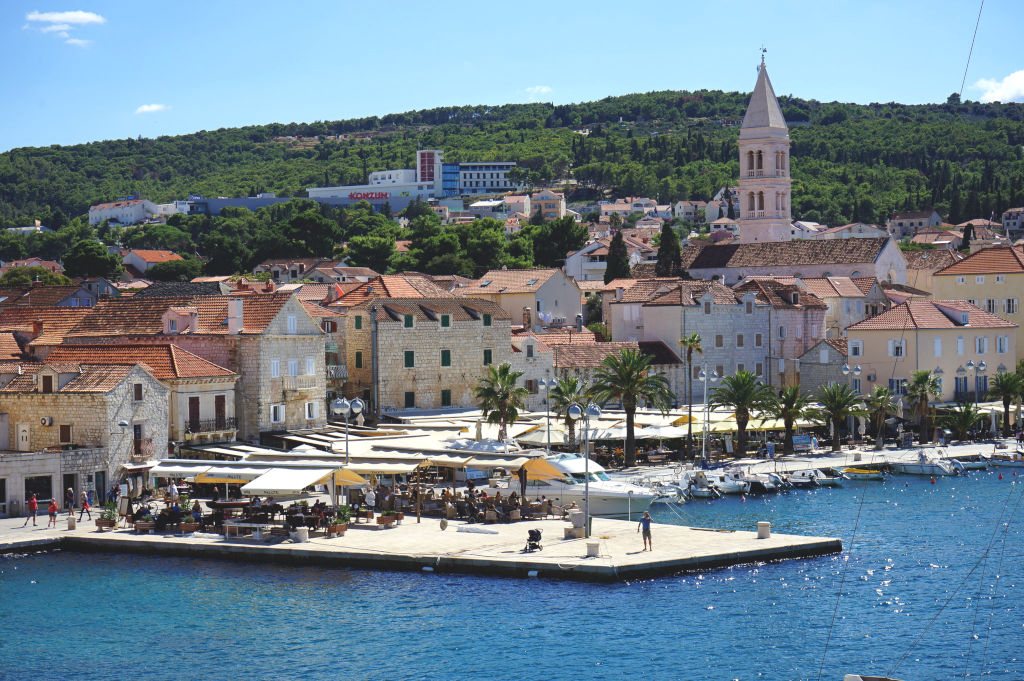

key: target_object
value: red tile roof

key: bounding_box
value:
[127,249,183,264]
[330,275,455,308]
[0,307,93,346]
[932,246,1024,276]
[0,363,140,393]
[846,300,1016,331]
[0,286,86,308]
[902,249,964,272]
[459,268,561,295]
[680,237,892,269]
[46,344,235,380]
[0,332,22,360]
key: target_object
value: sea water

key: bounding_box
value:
[1,471,1022,680]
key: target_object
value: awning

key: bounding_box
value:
[465,455,530,469]
[240,468,335,496]
[419,454,474,468]
[121,461,155,472]
[194,466,269,484]
[329,469,369,486]
[150,463,216,477]
[343,461,422,475]
[521,457,564,480]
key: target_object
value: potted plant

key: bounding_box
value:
[329,506,351,536]
[95,503,118,531]
[177,494,200,532]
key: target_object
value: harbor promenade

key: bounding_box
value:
[0,512,840,582]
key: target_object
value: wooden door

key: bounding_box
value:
[188,396,200,431]
[214,395,226,429]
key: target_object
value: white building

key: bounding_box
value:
[88,199,158,226]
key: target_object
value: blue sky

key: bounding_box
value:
[2,0,1022,152]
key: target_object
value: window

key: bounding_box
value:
[133,383,143,401]
[737,363,745,373]
[305,357,315,375]
[440,389,451,407]
[403,314,414,329]
[270,359,280,378]
[169,319,177,332]
[996,275,1005,284]
[287,315,297,334]
[41,375,53,393]
[755,333,763,347]
[976,336,988,354]
[955,376,968,394]
[985,299,998,314]
[849,341,863,357]
[716,364,725,377]
[354,315,362,330]
[270,404,285,423]
[778,326,785,339]
[957,275,966,284]
[483,314,492,327]
[322,320,337,333]
[404,351,415,368]
[305,401,319,420]
[288,359,299,376]
[957,336,965,355]
[440,314,450,328]
[976,276,985,284]
[1007,299,1019,314]
[888,379,907,395]
[736,334,744,348]
[354,351,363,369]
[745,301,753,314]
[967,299,977,307]
[934,337,942,357]
[526,345,534,358]
[997,335,1008,354]
[715,334,724,348]
[777,358,785,372]
[852,378,862,393]
[441,349,451,367]
[404,392,415,409]
[935,377,943,394]
[483,349,492,366]
[888,339,905,357]
[820,347,829,363]
[755,362,763,375]
[59,425,72,444]
[703,302,711,315]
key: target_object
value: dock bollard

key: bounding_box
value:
[757,521,770,539]
[67,516,76,531]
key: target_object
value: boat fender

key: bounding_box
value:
[740,495,746,502]
[930,477,935,484]
[999,473,1003,480]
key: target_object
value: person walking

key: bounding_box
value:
[22,493,38,527]
[78,491,92,521]
[65,487,74,516]
[47,498,59,528]
[168,480,179,504]
[637,510,653,551]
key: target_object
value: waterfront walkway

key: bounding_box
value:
[0,512,839,582]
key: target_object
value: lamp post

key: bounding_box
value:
[538,377,552,454]
[697,364,719,468]
[966,359,987,403]
[331,396,364,466]
[841,363,862,445]
[567,402,601,538]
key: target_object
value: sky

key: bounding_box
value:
[2,0,1022,152]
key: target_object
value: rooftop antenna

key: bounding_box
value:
[760,46,767,70]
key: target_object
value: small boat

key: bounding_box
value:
[951,454,988,470]
[986,449,1024,468]
[726,468,781,494]
[709,471,750,495]
[786,470,820,488]
[889,449,956,476]
[687,471,722,498]
[843,467,885,481]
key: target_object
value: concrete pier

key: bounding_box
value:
[0,514,840,582]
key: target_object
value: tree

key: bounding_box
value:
[473,363,529,441]
[603,230,631,283]
[548,376,590,451]
[766,386,814,455]
[961,223,974,252]
[147,258,203,282]
[678,333,702,460]
[591,349,674,466]
[905,370,941,443]
[709,370,776,458]
[0,266,72,287]
[345,234,395,273]
[815,383,868,452]
[63,239,122,279]
[987,372,1023,437]
[654,222,682,277]
[864,385,897,450]
[939,402,983,441]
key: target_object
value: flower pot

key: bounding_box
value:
[95,519,116,532]
[328,523,348,537]
[134,520,155,534]
[179,523,200,533]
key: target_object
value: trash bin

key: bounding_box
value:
[586,541,600,557]
[292,527,309,543]
[568,511,586,529]
[67,516,76,531]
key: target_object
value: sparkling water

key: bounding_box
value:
[2,471,1022,680]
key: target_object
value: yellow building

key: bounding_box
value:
[931,246,1024,351]
[846,300,1017,402]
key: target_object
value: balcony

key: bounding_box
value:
[185,417,238,435]
[326,364,348,380]
[953,391,980,403]
[283,375,318,391]
[133,437,154,460]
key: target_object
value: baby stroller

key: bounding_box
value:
[524,528,543,552]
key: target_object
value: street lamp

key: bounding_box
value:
[331,396,364,466]
[842,363,862,444]
[566,401,601,538]
[538,376,553,454]
[966,359,987,403]
[697,364,719,468]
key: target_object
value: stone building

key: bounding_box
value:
[458,268,583,328]
[798,338,851,396]
[550,341,684,406]
[300,300,348,402]
[0,361,169,517]
[342,297,512,414]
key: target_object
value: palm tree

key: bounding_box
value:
[473,363,529,441]
[678,333,703,460]
[987,372,1023,437]
[939,402,984,442]
[765,385,813,455]
[905,370,941,444]
[709,370,777,458]
[548,375,590,451]
[590,349,674,467]
[864,386,897,450]
[815,383,869,452]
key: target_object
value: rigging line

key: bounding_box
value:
[815,483,868,681]
[959,0,985,99]
[889,476,1022,678]
[977,480,1024,675]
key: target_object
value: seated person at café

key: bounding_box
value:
[191,501,203,523]
[134,504,152,521]
[154,508,172,532]
[250,496,262,508]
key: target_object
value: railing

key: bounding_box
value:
[133,437,154,459]
[185,417,238,434]
[283,375,318,391]
[953,391,979,403]
[326,365,348,380]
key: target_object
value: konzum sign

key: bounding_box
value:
[349,192,389,200]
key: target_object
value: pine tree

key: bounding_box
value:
[604,231,631,283]
[654,222,682,277]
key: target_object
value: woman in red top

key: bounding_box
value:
[47,498,59,527]
[22,493,38,527]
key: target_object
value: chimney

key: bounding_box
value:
[615,287,624,301]
[227,299,243,334]
[576,314,583,333]
[31,319,43,338]
[32,277,44,287]
[522,307,532,328]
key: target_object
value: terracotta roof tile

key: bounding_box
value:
[642,281,741,306]
[300,300,344,318]
[127,250,183,263]
[460,268,561,295]
[0,286,86,308]
[733,280,827,309]
[823,338,848,355]
[0,332,22,360]
[46,344,235,380]
[680,237,892,269]
[902,249,964,272]
[0,363,137,393]
[0,307,93,346]
[847,300,1017,331]
[330,275,456,308]
[933,246,1024,276]
[356,297,511,323]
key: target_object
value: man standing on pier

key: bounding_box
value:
[22,493,38,527]
[638,511,653,551]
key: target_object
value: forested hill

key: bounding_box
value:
[2,89,1024,228]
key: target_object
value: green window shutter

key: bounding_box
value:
[441,349,451,367]
[354,315,362,330]
[354,351,362,369]
[441,390,451,407]
[483,313,492,327]
[404,350,415,368]
[483,349,492,366]
[404,392,415,408]
[404,314,413,328]
[440,314,450,328]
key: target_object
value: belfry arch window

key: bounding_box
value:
[747,151,755,170]
[748,193,756,212]
[756,150,763,170]
[757,191,765,211]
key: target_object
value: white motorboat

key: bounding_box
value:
[986,450,1024,468]
[687,471,722,498]
[888,449,956,476]
[709,471,750,495]
[725,467,781,494]
[786,469,820,488]
[483,452,657,517]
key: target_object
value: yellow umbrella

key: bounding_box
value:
[326,468,369,487]
[670,414,696,426]
[521,457,565,480]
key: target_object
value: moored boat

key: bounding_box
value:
[843,467,885,481]
[889,449,956,476]
[987,450,1024,468]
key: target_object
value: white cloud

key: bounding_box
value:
[134,103,168,114]
[40,23,72,32]
[25,10,105,25]
[525,85,553,102]
[973,71,1024,103]
[65,37,90,47]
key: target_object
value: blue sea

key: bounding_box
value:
[2,471,1023,681]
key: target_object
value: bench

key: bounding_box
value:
[134,520,155,534]
[376,516,396,529]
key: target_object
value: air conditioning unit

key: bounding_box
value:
[40,416,53,426]
[866,373,876,383]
